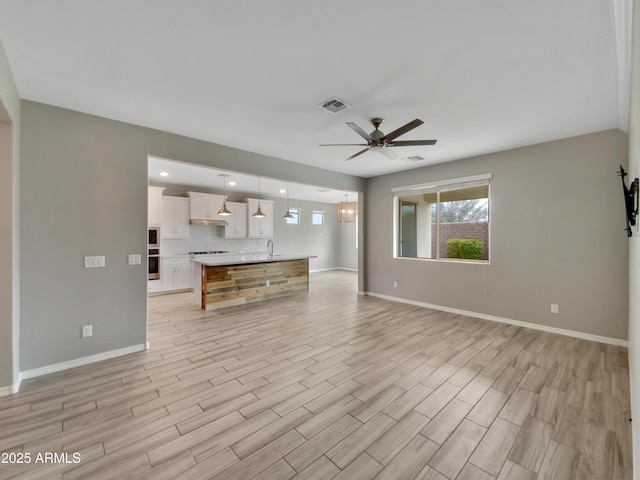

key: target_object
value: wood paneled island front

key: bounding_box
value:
[191,254,316,310]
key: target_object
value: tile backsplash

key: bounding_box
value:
[161,225,269,255]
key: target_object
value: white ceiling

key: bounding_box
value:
[0,0,628,178]
[149,156,357,204]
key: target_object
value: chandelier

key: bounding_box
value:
[337,195,356,222]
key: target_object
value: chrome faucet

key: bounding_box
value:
[267,239,273,257]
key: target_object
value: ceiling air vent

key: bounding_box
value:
[406,155,426,162]
[319,97,350,114]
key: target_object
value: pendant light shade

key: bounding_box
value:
[252,177,266,218]
[217,172,232,216]
[337,194,357,222]
[282,209,294,220]
[217,202,232,216]
[253,204,266,218]
[282,182,294,219]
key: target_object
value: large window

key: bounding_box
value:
[394,174,491,262]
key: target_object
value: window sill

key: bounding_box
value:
[393,256,490,266]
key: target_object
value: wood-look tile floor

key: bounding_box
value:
[0,271,632,479]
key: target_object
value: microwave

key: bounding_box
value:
[148,227,160,247]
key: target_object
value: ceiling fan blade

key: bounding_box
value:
[344,148,370,161]
[379,148,398,160]
[319,143,368,146]
[346,122,372,141]
[380,119,424,142]
[388,139,437,146]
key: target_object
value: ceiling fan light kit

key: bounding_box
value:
[320,117,437,161]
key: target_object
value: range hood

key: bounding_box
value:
[189,219,229,226]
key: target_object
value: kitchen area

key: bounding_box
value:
[147,156,359,310]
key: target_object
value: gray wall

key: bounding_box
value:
[0,39,20,391]
[365,129,629,340]
[627,0,640,471]
[337,221,358,270]
[19,101,365,370]
[271,196,357,271]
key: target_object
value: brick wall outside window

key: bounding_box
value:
[431,222,489,260]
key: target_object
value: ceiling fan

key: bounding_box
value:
[320,117,437,161]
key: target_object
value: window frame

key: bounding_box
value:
[392,174,491,264]
[285,207,301,225]
[311,210,325,226]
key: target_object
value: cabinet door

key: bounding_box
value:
[161,262,176,291]
[258,201,274,237]
[162,197,189,238]
[162,260,190,291]
[234,202,248,237]
[173,198,190,237]
[148,186,165,225]
[189,192,225,220]
[247,199,261,237]
[246,199,273,237]
[175,263,191,290]
[189,192,209,219]
[225,202,248,238]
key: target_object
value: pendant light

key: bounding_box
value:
[337,194,356,222]
[252,177,266,218]
[217,172,232,216]
[282,182,294,220]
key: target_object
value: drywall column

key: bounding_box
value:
[0,38,20,396]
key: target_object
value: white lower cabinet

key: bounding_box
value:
[162,258,191,292]
[148,279,163,293]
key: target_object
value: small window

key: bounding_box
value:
[312,210,325,226]
[286,208,300,224]
[394,174,491,262]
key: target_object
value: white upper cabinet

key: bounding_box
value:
[162,196,190,238]
[188,192,225,221]
[148,186,165,225]
[224,201,248,238]
[246,199,274,237]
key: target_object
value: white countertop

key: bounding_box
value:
[190,253,316,266]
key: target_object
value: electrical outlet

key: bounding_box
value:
[551,304,559,314]
[393,280,398,288]
[266,280,271,287]
[82,325,93,337]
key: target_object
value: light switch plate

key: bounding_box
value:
[128,254,141,265]
[84,256,105,268]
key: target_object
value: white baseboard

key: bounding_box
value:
[0,376,22,397]
[365,292,628,348]
[20,344,146,381]
[310,267,358,273]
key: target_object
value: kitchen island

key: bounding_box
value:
[191,254,316,310]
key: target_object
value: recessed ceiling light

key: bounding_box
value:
[160,171,169,177]
[228,181,236,186]
[280,189,286,194]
